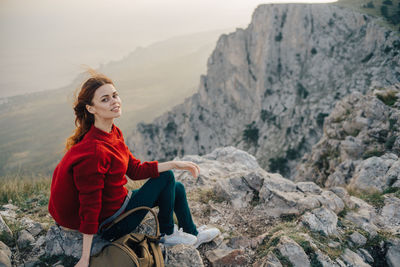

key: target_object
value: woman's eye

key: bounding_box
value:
[113,93,119,98]
[102,98,108,102]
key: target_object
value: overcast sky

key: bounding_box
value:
[0,0,336,97]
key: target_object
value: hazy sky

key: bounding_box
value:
[0,0,336,97]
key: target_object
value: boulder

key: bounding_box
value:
[349,232,367,246]
[44,225,110,259]
[301,207,338,236]
[0,215,12,240]
[340,248,370,267]
[386,239,400,267]
[17,230,35,249]
[166,244,203,267]
[0,241,11,267]
[349,156,395,192]
[381,196,400,231]
[277,236,310,267]
[205,248,248,267]
[253,251,283,267]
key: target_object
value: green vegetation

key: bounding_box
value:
[243,122,259,145]
[316,113,329,128]
[298,240,323,267]
[0,174,51,207]
[194,188,226,204]
[269,157,289,176]
[275,32,283,42]
[348,188,385,209]
[385,135,396,150]
[362,148,385,159]
[297,83,309,99]
[334,0,400,31]
[273,248,294,267]
[376,91,398,106]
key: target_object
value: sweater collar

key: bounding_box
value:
[86,123,117,142]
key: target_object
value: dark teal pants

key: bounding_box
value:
[102,170,198,241]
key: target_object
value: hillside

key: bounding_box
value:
[0,29,230,177]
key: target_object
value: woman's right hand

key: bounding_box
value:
[75,257,89,267]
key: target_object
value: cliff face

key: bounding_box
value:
[128,3,400,178]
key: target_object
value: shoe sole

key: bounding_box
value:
[194,233,219,248]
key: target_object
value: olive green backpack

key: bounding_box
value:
[90,206,165,267]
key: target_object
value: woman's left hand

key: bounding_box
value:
[173,161,200,178]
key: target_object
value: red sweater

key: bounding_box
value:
[48,124,159,234]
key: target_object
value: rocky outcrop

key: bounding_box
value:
[295,84,400,191]
[2,146,400,266]
[128,3,400,179]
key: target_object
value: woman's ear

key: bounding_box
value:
[86,104,95,114]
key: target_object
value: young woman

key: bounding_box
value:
[48,70,220,267]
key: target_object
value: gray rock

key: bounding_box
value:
[277,236,310,267]
[316,191,345,214]
[296,182,322,194]
[17,230,35,249]
[349,156,395,192]
[20,217,44,237]
[381,196,400,230]
[341,248,371,267]
[253,251,283,267]
[44,225,110,259]
[349,231,367,246]
[301,207,338,236]
[386,239,400,267]
[205,248,248,267]
[0,241,11,260]
[357,248,374,264]
[0,215,12,240]
[214,176,253,209]
[165,244,203,267]
[0,250,11,267]
[296,86,400,188]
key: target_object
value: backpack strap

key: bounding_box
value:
[103,206,160,237]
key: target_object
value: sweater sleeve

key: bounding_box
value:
[73,147,108,234]
[126,150,159,180]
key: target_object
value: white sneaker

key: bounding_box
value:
[194,225,220,248]
[162,224,197,247]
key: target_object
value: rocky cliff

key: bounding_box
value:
[295,84,400,191]
[127,3,400,178]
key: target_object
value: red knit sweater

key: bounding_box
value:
[48,124,159,234]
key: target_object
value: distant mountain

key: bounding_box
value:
[128,3,400,179]
[0,29,231,177]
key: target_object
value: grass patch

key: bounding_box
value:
[0,174,51,206]
[195,188,226,204]
[298,240,323,267]
[362,148,385,159]
[383,187,400,198]
[347,188,385,209]
[363,230,392,267]
[280,213,298,222]
[376,91,398,107]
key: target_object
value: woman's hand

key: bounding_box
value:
[74,257,89,267]
[173,161,200,178]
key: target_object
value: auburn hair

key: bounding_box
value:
[65,69,114,151]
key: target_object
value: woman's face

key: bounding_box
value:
[86,83,122,121]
